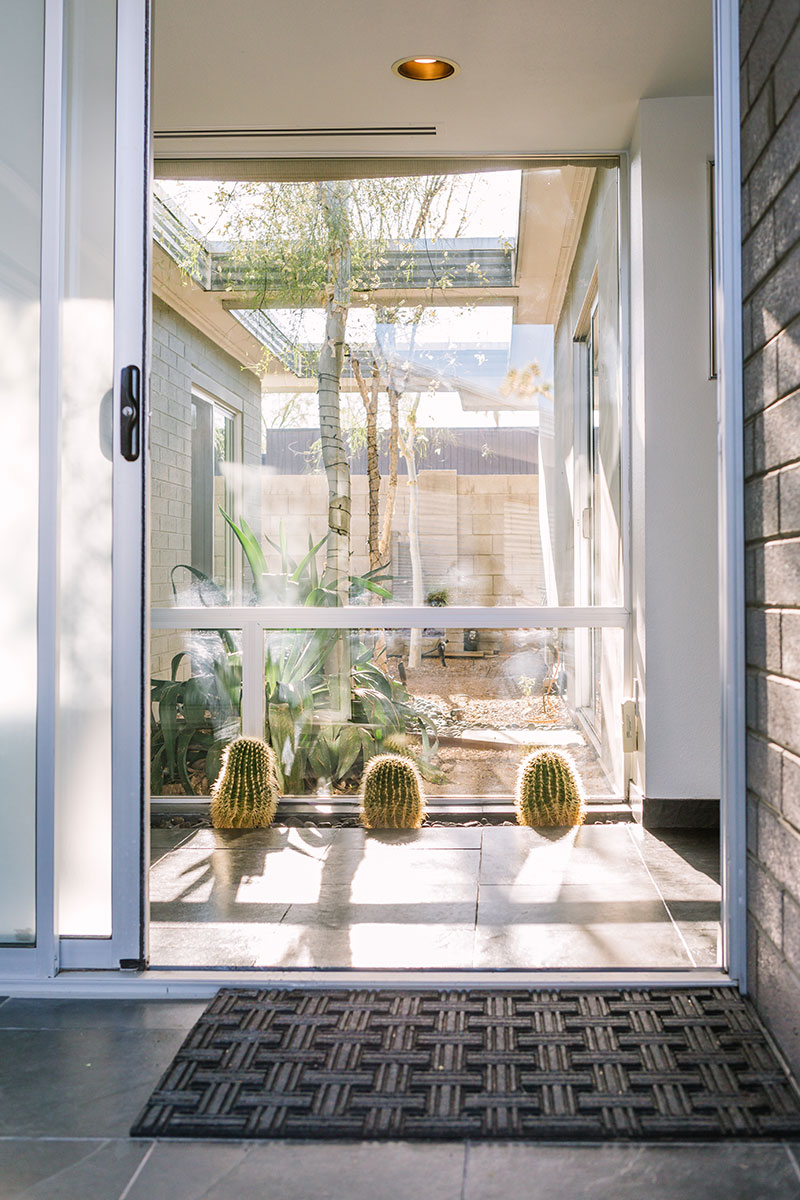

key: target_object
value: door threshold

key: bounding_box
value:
[151,799,632,823]
[0,966,737,999]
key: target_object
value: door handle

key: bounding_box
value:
[120,364,140,462]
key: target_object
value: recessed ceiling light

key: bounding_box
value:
[392,56,459,81]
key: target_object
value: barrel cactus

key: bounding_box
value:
[360,753,426,829]
[210,737,280,829]
[515,749,584,827]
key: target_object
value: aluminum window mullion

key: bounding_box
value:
[151,605,630,631]
[714,0,746,990]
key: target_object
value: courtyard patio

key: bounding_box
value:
[149,824,720,971]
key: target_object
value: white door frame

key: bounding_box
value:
[59,0,150,971]
[714,0,747,989]
[0,0,746,992]
[138,0,751,992]
[0,0,150,979]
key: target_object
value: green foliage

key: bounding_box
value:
[515,749,584,828]
[308,723,373,788]
[150,636,240,796]
[199,174,494,308]
[219,508,391,606]
[376,731,446,784]
[425,588,449,607]
[210,737,280,829]
[151,513,439,797]
[360,754,426,829]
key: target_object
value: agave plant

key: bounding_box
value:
[219,508,393,606]
[150,633,241,795]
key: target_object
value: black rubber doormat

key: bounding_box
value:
[132,987,800,1140]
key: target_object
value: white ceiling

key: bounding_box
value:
[151,0,713,159]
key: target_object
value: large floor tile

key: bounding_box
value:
[474,884,690,968]
[0,1028,186,1138]
[0,1138,148,1200]
[127,1140,466,1200]
[660,901,721,967]
[148,825,718,970]
[149,919,287,967]
[325,827,483,850]
[631,827,721,896]
[345,920,477,968]
[463,1143,800,1200]
[150,828,194,863]
[478,825,651,887]
[0,998,205,1031]
[239,905,478,968]
[149,847,325,910]
[172,826,336,854]
[328,842,481,903]
[630,827,721,967]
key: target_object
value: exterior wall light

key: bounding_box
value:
[392,56,459,81]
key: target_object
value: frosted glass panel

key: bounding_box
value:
[0,3,44,945]
[56,0,117,937]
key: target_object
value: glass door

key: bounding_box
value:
[0,0,149,977]
[147,159,630,968]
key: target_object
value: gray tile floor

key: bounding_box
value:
[1,997,799,1199]
[149,824,721,970]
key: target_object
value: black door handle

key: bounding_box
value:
[120,364,140,462]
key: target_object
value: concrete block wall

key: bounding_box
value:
[260,470,541,606]
[741,0,800,1075]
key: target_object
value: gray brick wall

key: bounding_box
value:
[741,0,800,1075]
[150,296,261,674]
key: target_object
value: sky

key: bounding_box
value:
[156,169,523,240]
[157,169,553,430]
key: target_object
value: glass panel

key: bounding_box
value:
[152,164,621,608]
[0,1,44,945]
[55,0,117,936]
[258,625,622,800]
[150,628,242,797]
[213,405,238,593]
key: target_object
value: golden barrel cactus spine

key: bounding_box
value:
[211,737,280,829]
[360,753,426,829]
[515,749,584,827]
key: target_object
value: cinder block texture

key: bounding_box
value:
[742,0,800,1080]
[150,297,262,674]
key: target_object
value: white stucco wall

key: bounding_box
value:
[630,96,720,802]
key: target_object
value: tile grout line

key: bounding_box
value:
[785,1143,800,1184]
[0,1135,115,1143]
[117,1140,155,1200]
[624,825,698,968]
[471,833,483,969]
[13,1138,111,1191]
[460,1140,471,1200]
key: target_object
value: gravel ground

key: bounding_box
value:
[402,657,613,797]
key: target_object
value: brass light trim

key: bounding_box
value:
[392,56,459,81]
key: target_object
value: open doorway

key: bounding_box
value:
[146,159,721,970]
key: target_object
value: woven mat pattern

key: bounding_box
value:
[132,987,800,1140]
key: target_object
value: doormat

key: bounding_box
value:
[131,987,800,1141]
